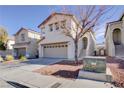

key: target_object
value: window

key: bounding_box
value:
[62,45,64,47]
[47,46,50,48]
[65,45,68,47]
[21,34,25,41]
[55,22,59,30]
[41,27,45,30]
[49,24,53,31]
[61,20,66,29]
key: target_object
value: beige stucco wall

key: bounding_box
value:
[27,41,39,58]
[81,32,96,57]
[38,14,96,59]
[14,29,41,58]
[27,32,41,58]
[105,20,124,56]
[7,39,15,50]
[28,32,41,40]
[15,29,28,43]
[39,15,73,43]
[38,14,77,59]
[87,32,96,56]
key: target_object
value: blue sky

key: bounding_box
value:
[0,5,124,43]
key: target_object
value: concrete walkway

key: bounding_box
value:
[0,79,14,88]
[0,58,114,88]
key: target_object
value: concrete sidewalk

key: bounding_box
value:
[0,67,114,88]
[0,58,115,88]
[0,79,14,88]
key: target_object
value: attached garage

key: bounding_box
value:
[43,42,68,58]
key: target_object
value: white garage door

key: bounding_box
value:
[43,43,68,58]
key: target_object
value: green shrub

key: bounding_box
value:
[19,55,27,61]
[0,41,6,50]
[6,55,14,61]
[0,56,4,62]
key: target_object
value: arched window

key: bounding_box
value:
[83,37,88,49]
[113,28,121,45]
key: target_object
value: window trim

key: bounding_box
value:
[55,22,59,30]
[21,33,25,41]
[61,20,66,29]
[49,24,53,31]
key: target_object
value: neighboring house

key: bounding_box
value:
[105,13,124,57]
[13,28,41,58]
[38,12,96,59]
[7,36,15,50]
[96,43,106,56]
[6,36,15,55]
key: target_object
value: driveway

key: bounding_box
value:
[0,58,64,71]
[0,58,114,88]
[26,58,65,65]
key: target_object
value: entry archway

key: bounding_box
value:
[113,28,121,45]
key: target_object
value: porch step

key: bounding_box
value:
[78,68,112,83]
[115,45,124,57]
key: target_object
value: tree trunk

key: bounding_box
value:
[74,39,78,64]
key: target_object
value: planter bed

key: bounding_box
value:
[107,57,124,87]
[33,60,83,79]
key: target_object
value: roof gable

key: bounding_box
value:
[105,13,124,37]
[38,12,73,28]
[15,27,40,36]
[14,28,26,36]
[119,13,124,21]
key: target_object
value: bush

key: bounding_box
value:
[19,55,27,61]
[6,55,14,61]
[0,41,6,50]
[0,56,4,62]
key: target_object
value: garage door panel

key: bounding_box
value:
[43,43,68,58]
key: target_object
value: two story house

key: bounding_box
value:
[105,14,124,57]
[38,12,96,59]
[6,36,15,55]
[13,28,41,58]
[7,36,15,50]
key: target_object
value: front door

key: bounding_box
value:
[16,48,26,57]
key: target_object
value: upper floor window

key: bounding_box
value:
[55,22,59,30]
[61,20,66,29]
[41,26,45,31]
[21,33,25,41]
[49,24,53,31]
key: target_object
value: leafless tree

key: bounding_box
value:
[60,5,112,64]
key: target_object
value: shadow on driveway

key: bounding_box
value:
[6,81,29,88]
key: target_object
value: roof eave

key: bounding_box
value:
[38,12,74,28]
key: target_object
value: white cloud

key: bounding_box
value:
[96,32,105,39]
[94,26,105,43]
